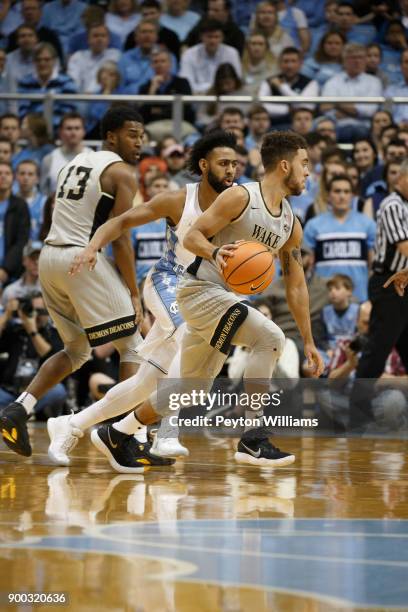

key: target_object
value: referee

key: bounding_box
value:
[350,160,408,429]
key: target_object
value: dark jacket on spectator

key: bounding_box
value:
[185,18,245,55]
[124,26,181,60]
[7,27,64,63]
[138,75,195,124]
[2,195,30,279]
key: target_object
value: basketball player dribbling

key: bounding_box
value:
[65,130,324,469]
[0,106,168,466]
[45,131,239,472]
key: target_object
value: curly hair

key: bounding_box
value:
[260,131,307,171]
[187,129,237,176]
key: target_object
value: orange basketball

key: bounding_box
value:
[222,241,275,295]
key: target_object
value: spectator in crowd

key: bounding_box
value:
[40,113,91,196]
[138,49,195,139]
[12,113,53,169]
[334,1,376,46]
[314,115,337,143]
[350,160,408,429]
[275,0,311,53]
[352,137,378,184]
[197,63,244,129]
[241,32,278,96]
[244,104,270,165]
[0,292,67,420]
[369,109,393,157]
[6,25,38,91]
[259,46,319,128]
[41,0,87,55]
[234,145,251,184]
[7,0,63,63]
[119,19,177,91]
[18,43,78,130]
[0,114,21,157]
[251,2,294,58]
[321,274,360,352]
[290,131,328,223]
[0,50,10,116]
[360,137,407,197]
[321,43,383,142]
[378,123,399,154]
[345,160,364,211]
[2,240,42,303]
[131,181,167,285]
[14,160,47,241]
[160,0,201,43]
[0,138,13,164]
[124,0,180,59]
[366,43,389,87]
[137,155,168,200]
[379,19,407,85]
[161,143,190,187]
[303,30,345,87]
[291,107,314,136]
[304,174,376,302]
[180,19,241,94]
[217,106,245,137]
[384,49,408,124]
[0,161,30,288]
[0,0,23,39]
[85,62,123,138]
[68,24,121,93]
[309,0,339,55]
[68,5,122,55]
[185,0,245,55]
[363,159,402,219]
[106,0,141,48]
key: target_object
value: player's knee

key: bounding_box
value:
[261,320,285,356]
[64,337,91,372]
[113,333,144,364]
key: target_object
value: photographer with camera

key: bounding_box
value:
[2,241,42,304]
[0,293,67,420]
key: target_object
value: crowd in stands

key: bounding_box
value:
[0,0,408,431]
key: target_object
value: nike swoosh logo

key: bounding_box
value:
[250,279,265,291]
[107,428,118,448]
[241,442,261,458]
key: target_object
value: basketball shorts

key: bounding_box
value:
[39,245,139,348]
[177,274,248,356]
[143,261,184,337]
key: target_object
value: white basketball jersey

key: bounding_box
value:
[46,150,123,247]
[162,182,202,269]
[46,146,92,194]
[189,181,295,285]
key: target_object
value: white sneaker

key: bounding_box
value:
[150,436,189,458]
[47,415,84,466]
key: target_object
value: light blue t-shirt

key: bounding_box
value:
[0,198,10,268]
[303,210,376,302]
[131,220,167,284]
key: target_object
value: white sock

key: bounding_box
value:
[113,411,146,436]
[244,409,264,432]
[70,361,160,431]
[16,392,37,416]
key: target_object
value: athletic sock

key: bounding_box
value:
[15,392,37,416]
[244,409,264,433]
[113,411,146,436]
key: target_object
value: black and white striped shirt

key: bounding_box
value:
[374,191,408,274]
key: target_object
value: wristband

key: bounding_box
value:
[212,247,219,261]
[30,331,39,337]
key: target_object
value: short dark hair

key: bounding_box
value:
[327,273,354,291]
[247,104,269,119]
[16,159,40,175]
[100,105,143,139]
[280,46,301,59]
[0,161,13,171]
[187,129,237,175]
[305,131,329,147]
[291,107,314,119]
[385,138,407,152]
[200,18,224,35]
[0,113,19,126]
[59,112,85,130]
[380,123,398,139]
[220,106,244,119]
[140,0,161,9]
[321,145,346,165]
[235,144,248,156]
[260,131,306,171]
[0,136,13,147]
[328,173,353,191]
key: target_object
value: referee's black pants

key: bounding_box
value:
[349,273,408,429]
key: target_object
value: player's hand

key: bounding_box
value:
[304,343,324,378]
[131,294,143,325]
[214,242,242,270]
[383,268,408,296]
[69,246,97,275]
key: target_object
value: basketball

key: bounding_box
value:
[222,241,275,295]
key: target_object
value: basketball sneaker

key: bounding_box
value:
[47,415,84,466]
[0,402,32,456]
[91,424,175,473]
[235,429,295,467]
[150,432,189,458]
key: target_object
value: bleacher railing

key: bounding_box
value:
[0,93,406,140]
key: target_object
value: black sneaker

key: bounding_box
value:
[235,433,295,467]
[0,402,32,456]
[90,425,174,473]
